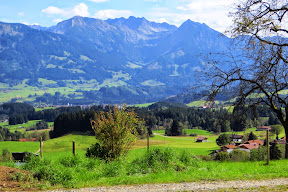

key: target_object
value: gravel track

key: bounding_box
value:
[48,178,288,192]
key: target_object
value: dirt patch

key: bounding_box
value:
[0,165,42,191]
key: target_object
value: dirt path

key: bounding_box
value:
[0,165,41,191]
[50,178,288,192]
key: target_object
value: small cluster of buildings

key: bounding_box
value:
[195,126,287,154]
[221,139,264,153]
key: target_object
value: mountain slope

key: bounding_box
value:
[0,16,233,104]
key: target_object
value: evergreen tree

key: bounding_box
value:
[270,143,282,160]
[248,131,257,140]
[169,119,183,136]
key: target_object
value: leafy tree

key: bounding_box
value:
[248,131,257,141]
[271,124,284,138]
[216,134,230,146]
[207,0,288,158]
[36,120,48,130]
[89,106,142,160]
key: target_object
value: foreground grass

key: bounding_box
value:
[2,147,288,189]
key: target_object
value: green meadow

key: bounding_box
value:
[1,129,288,189]
[0,120,53,133]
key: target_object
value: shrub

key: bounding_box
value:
[214,152,230,161]
[189,133,197,137]
[128,147,179,174]
[229,150,250,162]
[89,106,143,161]
[198,155,212,161]
[250,146,267,161]
[86,142,109,160]
[2,148,11,158]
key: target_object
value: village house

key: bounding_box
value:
[196,136,208,142]
[229,134,243,143]
[221,144,237,153]
[256,126,271,131]
[239,143,259,152]
[243,139,264,146]
[218,139,264,153]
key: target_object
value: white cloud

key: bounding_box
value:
[146,0,233,33]
[42,3,90,18]
[18,12,25,17]
[72,3,90,17]
[88,0,109,2]
[42,6,65,15]
[176,0,231,12]
[53,18,63,23]
[94,9,133,20]
[159,18,168,23]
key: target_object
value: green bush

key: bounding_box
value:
[214,152,230,161]
[198,155,212,161]
[229,150,250,162]
[250,146,267,161]
[128,147,188,174]
[86,142,109,160]
[1,148,11,161]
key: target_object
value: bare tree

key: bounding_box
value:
[207,0,288,158]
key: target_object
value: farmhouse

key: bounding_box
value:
[221,144,237,153]
[229,134,243,142]
[196,137,208,142]
[218,139,263,153]
[244,140,264,146]
[256,126,271,131]
[239,143,259,152]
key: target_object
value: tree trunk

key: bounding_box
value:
[286,129,288,159]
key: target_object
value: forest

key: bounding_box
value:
[0,102,279,139]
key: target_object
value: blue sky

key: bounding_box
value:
[0,0,234,32]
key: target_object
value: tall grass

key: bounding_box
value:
[12,147,288,189]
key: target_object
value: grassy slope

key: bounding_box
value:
[0,129,219,158]
[0,120,53,133]
[1,132,288,189]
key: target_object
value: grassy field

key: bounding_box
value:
[0,120,54,133]
[0,129,219,158]
[1,127,281,158]
[1,130,288,190]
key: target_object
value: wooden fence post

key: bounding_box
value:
[266,130,270,165]
[40,136,43,159]
[147,132,149,151]
[73,141,76,156]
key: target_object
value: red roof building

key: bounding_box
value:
[256,126,271,131]
[239,143,259,150]
[196,137,208,142]
[244,140,264,146]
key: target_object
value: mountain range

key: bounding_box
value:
[0,16,232,104]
